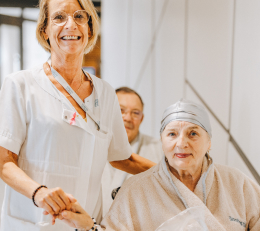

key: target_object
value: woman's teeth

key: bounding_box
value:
[62,36,80,40]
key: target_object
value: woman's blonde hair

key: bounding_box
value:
[36,0,100,54]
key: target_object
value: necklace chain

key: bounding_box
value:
[75,72,83,93]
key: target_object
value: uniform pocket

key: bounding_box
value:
[2,213,39,231]
[95,124,110,139]
[96,130,109,139]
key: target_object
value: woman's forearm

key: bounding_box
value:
[0,146,75,215]
[0,146,40,199]
[110,153,156,174]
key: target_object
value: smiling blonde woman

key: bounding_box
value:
[0,0,154,230]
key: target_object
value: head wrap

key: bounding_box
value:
[160,99,212,137]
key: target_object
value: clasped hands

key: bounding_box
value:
[34,187,93,230]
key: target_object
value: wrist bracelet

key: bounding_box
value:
[32,185,47,207]
[75,217,102,231]
[88,218,97,231]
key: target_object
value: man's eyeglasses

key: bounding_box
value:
[121,108,143,120]
[50,10,90,27]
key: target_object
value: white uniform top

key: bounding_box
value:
[102,133,163,216]
[0,64,132,231]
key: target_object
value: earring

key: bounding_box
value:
[206,150,211,161]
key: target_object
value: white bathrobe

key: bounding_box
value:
[101,155,260,231]
[102,133,163,216]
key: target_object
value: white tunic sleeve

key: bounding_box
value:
[107,95,132,162]
[0,75,26,154]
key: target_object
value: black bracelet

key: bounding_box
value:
[32,185,47,207]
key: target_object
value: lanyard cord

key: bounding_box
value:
[43,62,101,131]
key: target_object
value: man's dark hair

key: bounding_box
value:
[116,87,144,107]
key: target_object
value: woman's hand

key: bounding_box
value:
[34,187,76,215]
[54,202,94,229]
[110,153,156,174]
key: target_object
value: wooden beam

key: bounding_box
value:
[0,0,38,8]
[0,0,101,8]
[0,14,22,26]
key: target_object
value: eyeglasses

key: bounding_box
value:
[50,10,90,26]
[121,108,143,120]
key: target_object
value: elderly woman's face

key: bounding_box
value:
[161,121,211,172]
[44,0,90,56]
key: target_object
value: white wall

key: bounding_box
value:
[230,0,260,176]
[186,0,234,129]
[23,21,49,70]
[102,0,260,182]
[102,0,185,137]
[0,24,21,85]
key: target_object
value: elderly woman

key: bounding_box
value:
[0,0,154,230]
[59,99,260,230]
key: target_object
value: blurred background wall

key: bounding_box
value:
[0,0,260,224]
[101,0,260,183]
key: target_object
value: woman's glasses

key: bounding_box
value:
[50,10,90,26]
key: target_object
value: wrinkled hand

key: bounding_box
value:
[34,187,77,216]
[44,202,94,229]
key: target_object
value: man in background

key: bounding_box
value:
[102,87,162,216]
